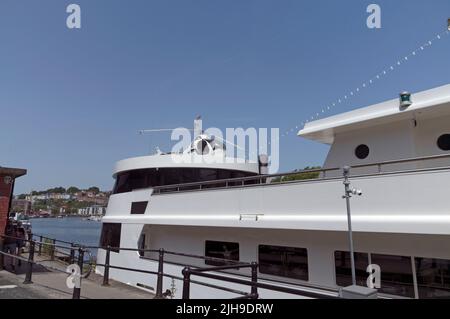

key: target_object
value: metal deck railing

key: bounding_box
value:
[150,153,450,195]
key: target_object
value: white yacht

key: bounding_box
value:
[97,84,450,299]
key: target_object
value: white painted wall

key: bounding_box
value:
[96,224,450,298]
[323,119,416,175]
[413,113,450,168]
[104,168,450,235]
[323,113,450,175]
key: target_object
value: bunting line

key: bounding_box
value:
[270,29,450,145]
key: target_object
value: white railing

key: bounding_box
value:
[151,153,450,195]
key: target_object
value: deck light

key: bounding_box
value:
[400,92,412,108]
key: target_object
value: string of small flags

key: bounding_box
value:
[265,28,450,148]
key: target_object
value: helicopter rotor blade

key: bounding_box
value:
[138,128,194,135]
[213,135,246,152]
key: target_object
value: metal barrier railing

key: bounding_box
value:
[86,245,259,299]
[31,234,94,272]
[181,262,259,299]
[181,265,338,299]
[88,243,341,299]
[0,234,340,299]
[0,233,91,299]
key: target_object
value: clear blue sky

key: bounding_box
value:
[1,0,449,194]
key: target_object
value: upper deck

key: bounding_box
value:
[104,84,450,235]
[104,153,450,235]
[113,153,260,177]
[299,84,450,144]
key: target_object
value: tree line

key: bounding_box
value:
[17,186,103,199]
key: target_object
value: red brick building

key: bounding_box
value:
[0,167,27,236]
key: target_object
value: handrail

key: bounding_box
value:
[185,269,338,299]
[32,233,75,246]
[0,234,342,299]
[139,255,340,294]
[149,153,450,195]
[164,250,251,265]
[1,234,93,275]
[94,262,251,296]
[350,153,450,169]
[1,235,79,295]
[152,167,339,192]
[189,263,253,273]
[179,261,339,299]
[86,245,251,265]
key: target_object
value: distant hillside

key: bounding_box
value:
[13,186,111,215]
[17,186,108,199]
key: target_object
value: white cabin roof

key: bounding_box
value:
[113,154,259,177]
[298,84,450,144]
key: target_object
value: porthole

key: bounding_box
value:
[355,144,370,160]
[437,134,450,151]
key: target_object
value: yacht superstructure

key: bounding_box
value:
[97,84,450,299]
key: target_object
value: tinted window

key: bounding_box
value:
[437,134,450,151]
[114,172,131,194]
[131,201,148,214]
[100,223,121,253]
[138,234,146,257]
[371,253,415,298]
[335,252,415,298]
[259,245,308,281]
[355,144,370,159]
[415,257,450,299]
[334,251,369,287]
[113,168,258,194]
[205,240,239,266]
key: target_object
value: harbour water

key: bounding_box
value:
[30,217,102,256]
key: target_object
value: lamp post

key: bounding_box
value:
[342,166,362,286]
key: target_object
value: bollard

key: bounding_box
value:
[13,243,18,275]
[182,267,191,300]
[70,243,76,264]
[72,248,84,299]
[23,241,35,284]
[50,239,56,261]
[0,238,4,271]
[102,246,111,286]
[155,249,165,298]
[38,236,42,256]
[250,262,259,299]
